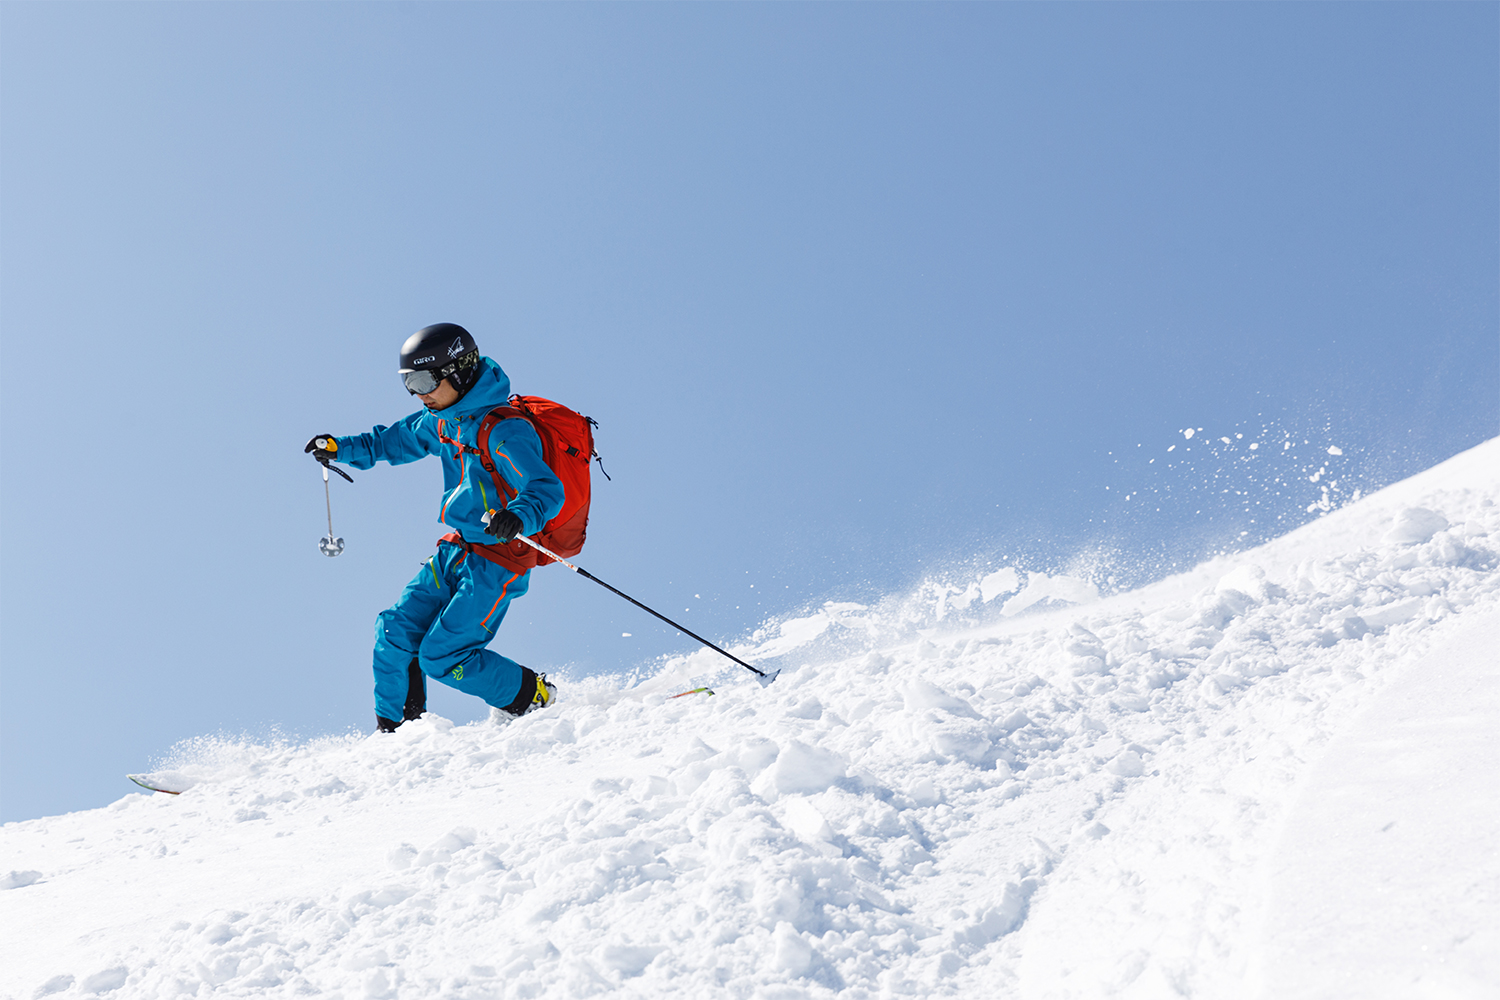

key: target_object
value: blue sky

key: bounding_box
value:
[2,3,1495,822]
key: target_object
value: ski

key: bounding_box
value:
[126,773,196,795]
[668,687,715,699]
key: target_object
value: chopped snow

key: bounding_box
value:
[999,571,1100,617]
[2,439,1497,999]
[1383,506,1450,545]
[980,568,1021,603]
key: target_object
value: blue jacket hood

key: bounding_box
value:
[419,357,511,420]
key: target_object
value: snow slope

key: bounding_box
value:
[3,438,1497,1000]
[1259,610,1500,999]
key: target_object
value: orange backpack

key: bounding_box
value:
[472,395,599,568]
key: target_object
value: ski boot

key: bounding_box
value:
[532,672,557,712]
[493,667,557,721]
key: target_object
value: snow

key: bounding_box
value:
[1262,611,1500,999]
[979,568,1020,604]
[998,572,1100,618]
[1383,506,1451,545]
[3,438,1498,1000]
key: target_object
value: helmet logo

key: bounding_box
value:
[448,337,467,358]
[412,355,436,365]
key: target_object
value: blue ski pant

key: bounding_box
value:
[372,540,530,722]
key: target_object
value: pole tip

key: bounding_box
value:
[756,668,780,688]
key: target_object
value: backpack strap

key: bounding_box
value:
[474,405,527,506]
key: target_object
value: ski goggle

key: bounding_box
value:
[401,369,443,396]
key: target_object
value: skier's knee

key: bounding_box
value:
[417,650,462,679]
[375,609,414,647]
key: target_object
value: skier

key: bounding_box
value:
[305,323,563,733]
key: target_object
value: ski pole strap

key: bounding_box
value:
[512,535,774,683]
[319,458,353,483]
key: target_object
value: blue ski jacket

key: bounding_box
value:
[333,358,564,545]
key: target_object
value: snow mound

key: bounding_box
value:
[3,438,1497,999]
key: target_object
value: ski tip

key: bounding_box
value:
[127,774,182,795]
[756,669,780,688]
[668,687,716,699]
[127,772,200,795]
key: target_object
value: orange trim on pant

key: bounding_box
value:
[479,568,522,633]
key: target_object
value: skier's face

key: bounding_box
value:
[418,378,460,411]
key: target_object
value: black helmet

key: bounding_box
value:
[399,323,483,397]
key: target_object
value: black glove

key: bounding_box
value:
[482,508,523,542]
[305,434,354,481]
[304,434,339,463]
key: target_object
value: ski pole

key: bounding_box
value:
[508,530,778,687]
[317,458,351,557]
